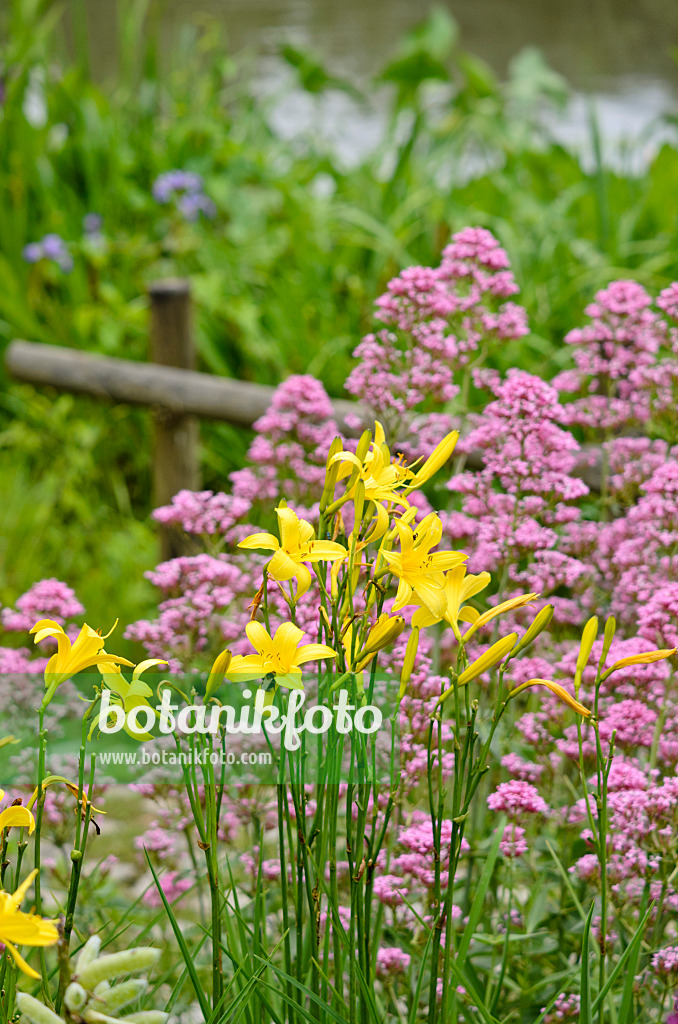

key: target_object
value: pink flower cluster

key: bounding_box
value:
[444,369,590,617]
[1,578,83,632]
[346,227,528,456]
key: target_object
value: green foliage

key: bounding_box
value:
[1,0,678,632]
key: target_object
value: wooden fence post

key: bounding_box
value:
[148,278,200,559]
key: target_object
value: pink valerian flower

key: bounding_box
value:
[346,227,527,456]
[652,947,678,976]
[444,370,589,594]
[0,647,43,674]
[375,947,411,978]
[499,824,528,858]
[125,554,251,669]
[1,578,84,633]
[541,993,581,1023]
[500,753,544,783]
[487,781,549,817]
[554,279,667,431]
[373,875,409,908]
[592,460,678,637]
[152,490,252,541]
[143,871,192,908]
[230,374,342,515]
[603,437,675,501]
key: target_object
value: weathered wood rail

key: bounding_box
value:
[4,278,603,553]
[5,338,359,431]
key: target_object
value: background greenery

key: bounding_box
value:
[2,0,678,639]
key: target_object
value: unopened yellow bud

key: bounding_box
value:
[407,431,459,488]
[597,615,616,673]
[354,615,405,670]
[508,678,590,718]
[320,436,344,511]
[399,627,419,699]
[574,615,598,693]
[462,592,538,641]
[205,649,232,701]
[512,604,554,656]
[438,633,518,704]
[362,614,406,656]
[602,647,676,680]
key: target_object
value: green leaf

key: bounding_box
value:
[597,901,654,1022]
[580,902,596,1024]
[143,849,211,1020]
[457,817,504,963]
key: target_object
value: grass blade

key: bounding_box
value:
[580,902,596,1024]
[144,848,211,1020]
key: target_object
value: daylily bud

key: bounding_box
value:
[75,934,102,972]
[456,633,518,688]
[361,615,406,657]
[77,948,161,990]
[438,633,518,704]
[462,592,538,641]
[95,978,147,1011]
[399,627,419,699]
[205,648,232,701]
[598,615,616,674]
[320,436,344,512]
[64,983,88,1012]
[407,430,459,488]
[574,616,598,693]
[602,646,677,680]
[16,993,65,1024]
[508,678,590,718]
[511,604,554,656]
[354,614,405,670]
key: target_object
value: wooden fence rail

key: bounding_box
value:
[4,278,603,552]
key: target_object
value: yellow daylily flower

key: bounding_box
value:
[602,647,677,679]
[27,776,106,816]
[30,619,133,703]
[331,421,413,511]
[226,621,337,692]
[331,423,459,506]
[380,513,467,618]
[90,659,167,741]
[0,791,34,834]
[238,507,346,599]
[0,870,58,978]
[412,564,492,637]
[508,678,590,718]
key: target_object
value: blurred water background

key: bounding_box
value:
[70,0,678,163]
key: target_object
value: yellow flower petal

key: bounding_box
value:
[508,678,590,717]
[238,532,280,552]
